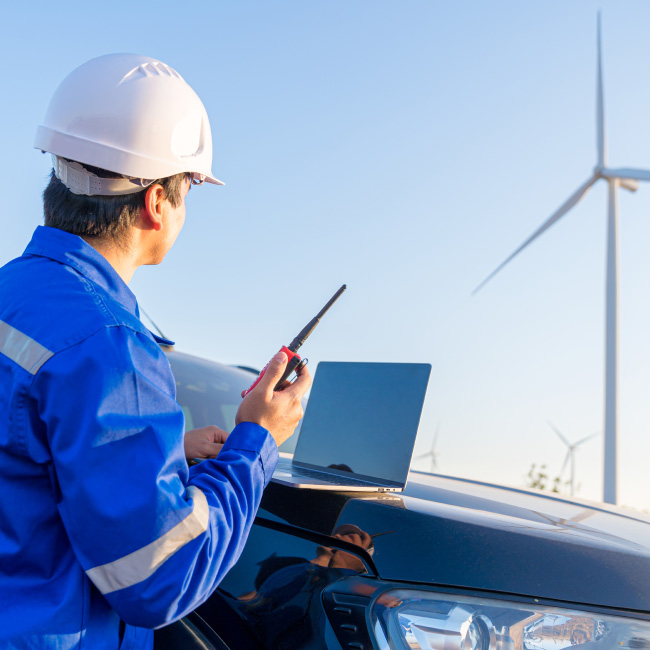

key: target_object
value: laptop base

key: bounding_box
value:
[272,472,402,491]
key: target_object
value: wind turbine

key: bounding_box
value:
[415,424,441,472]
[473,14,650,505]
[548,421,599,497]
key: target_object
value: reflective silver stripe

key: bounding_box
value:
[86,486,210,595]
[0,320,54,374]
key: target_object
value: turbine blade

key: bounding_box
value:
[548,420,570,447]
[602,168,650,182]
[472,176,598,294]
[575,432,600,446]
[560,450,571,478]
[597,12,606,168]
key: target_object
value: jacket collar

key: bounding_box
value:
[24,226,139,317]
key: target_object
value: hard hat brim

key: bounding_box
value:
[35,54,225,191]
[35,126,226,187]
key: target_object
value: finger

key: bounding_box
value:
[197,442,224,459]
[284,364,312,397]
[275,379,292,391]
[187,426,228,446]
[207,426,229,444]
[257,350,288,392]
[206,442,224,458]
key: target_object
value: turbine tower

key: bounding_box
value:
[473,15,650,505]
[415,423,440,472]
[548,421,599,497]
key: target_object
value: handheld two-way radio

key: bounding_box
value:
[242,284,347,397]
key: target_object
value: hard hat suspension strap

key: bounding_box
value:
[53,156,155,197]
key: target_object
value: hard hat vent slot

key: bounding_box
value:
[121,61,183,84]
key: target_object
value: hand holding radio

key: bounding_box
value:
[237,283,346,447]
[242,284,347,397]
[235,350,311,448]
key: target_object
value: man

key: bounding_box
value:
[0,53,310,648]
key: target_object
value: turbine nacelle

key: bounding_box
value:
[599,167,644,191]
[548,421,599,497]
[593,167,639,191]
[619,178,639,192]
[415,424,441,473]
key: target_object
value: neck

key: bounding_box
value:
[82,236,138,284]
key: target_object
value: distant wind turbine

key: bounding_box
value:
[415,424,441,472]
[473,14,650,505]
[548,421,599,497]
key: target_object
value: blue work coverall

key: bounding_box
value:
[0,226,278,649]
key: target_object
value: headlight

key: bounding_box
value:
[370,590,650,650]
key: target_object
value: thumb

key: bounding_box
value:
[258,350,288,392]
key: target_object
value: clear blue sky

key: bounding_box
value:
[3,0,650,511]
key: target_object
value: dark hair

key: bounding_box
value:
[43,164,188,244]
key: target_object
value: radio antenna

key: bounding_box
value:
[288,284,347,352]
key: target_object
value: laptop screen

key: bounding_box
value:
[292,362,431,486]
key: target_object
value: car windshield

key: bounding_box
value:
[166,350,301,454]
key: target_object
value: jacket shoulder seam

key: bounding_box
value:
[38,322,155,372]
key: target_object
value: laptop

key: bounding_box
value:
[272,361,431,491]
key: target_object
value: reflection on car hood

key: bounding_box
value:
[404,470,650,550]
[260,472,650,612]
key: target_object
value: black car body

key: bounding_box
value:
[159,350,650,650]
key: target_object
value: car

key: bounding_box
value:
[157,349,650,650]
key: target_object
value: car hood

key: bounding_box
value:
[259,472,650,612]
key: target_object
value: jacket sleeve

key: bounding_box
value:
[30,325,278,628]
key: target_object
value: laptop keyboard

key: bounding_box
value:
[276,459,378,487]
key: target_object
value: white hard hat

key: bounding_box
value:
[34,53,224,195]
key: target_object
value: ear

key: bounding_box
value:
[142,184,166,232]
